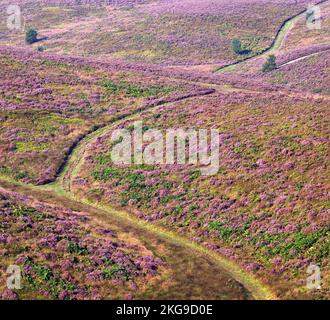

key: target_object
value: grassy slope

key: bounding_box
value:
[0,0,324,296]
[218,1,330,95]
[0,178,256,300]
[71,92,329,299]
[0,0,318,65]
[0,49,201,184]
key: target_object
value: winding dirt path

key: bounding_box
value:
[0,89,275,300]
[277,48,330,68]
[216,0,329,73]
[4,1,328,300]
[0,179,252,300]
[37,90,275,300]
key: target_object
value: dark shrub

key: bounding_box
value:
[262,55,277,73]
[25,28,38,44]
[232,39,242,54]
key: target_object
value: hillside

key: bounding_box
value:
[0,0,329,301]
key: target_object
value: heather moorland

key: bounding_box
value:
[0,0,329,301]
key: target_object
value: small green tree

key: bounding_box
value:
[25,28,38,44]
[232,39,242,54]
[262,55,277,73]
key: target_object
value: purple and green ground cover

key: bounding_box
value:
[0,46,206,184]
[0,0,329,300]
[0,0,320,65]
[0,188,163,300]
[72,91,330,299]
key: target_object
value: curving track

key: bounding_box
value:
[216,0,329,73]
[3,0,329,300]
